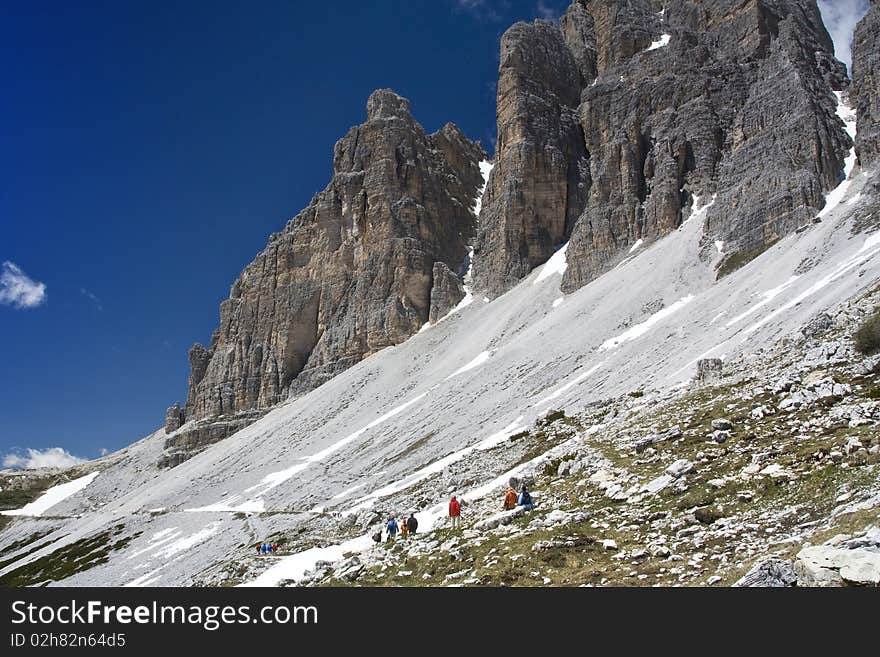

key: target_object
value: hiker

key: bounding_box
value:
[503,485,518,510]
[407,513,418,535]
[449,495,461,529]
[400,517,409,538]
[270,543,277,553]
[386,517,399,541]
[518,485,534,511]
[255,543,262,555]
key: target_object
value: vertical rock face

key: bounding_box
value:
[852,0,880,168]
[428,261,466,324]
[474,0,852,296]
[471,20,591,297]
[178,89,485,432]
[164,402,184,434]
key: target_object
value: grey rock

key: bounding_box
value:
[474,506,526,531]
[164,402,184,434]
[643,473,674,494]
[795,545,880,587]
[174,89,485,431]
[801,312,834,339]
[472,19,589,296]
[473,1,851,296]
[665,459,695,478]
[695,358,723,383]
[634,424,682,452]
[428,261,466,324]
[712,430,731,444]
[852,1,880,167]
[711,418,733,431]
[733,559,798,587]
[158,411,265,468]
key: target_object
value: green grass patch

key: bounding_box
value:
[0,524,141,586]
[716,240,779,279]
[0,476,59,512]
[854,310,880,355]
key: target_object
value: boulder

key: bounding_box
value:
[733,559,798,587]
[795,546,880,587]
[474,506,526,531]
[695,359,723,383]
[665,459,695,478]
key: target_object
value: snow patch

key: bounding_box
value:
[629,239,644,254]
[473,160,494,217]
[679,194,716,228]
[535,363,604,406]
[646,34,671,51]
[151,522,222,560]
[1,472,99,517]
[533,243,569,285]
[342,417,526,514]
[725,276,800,327]
[742,232,880,337]
[446,350,492,380]
[186,497,265,514]
[598,295,695,352]
[817,92,858,220]
[242,393,429,497]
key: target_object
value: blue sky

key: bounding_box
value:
[0,1,866,467]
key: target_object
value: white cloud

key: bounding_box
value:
[536,1,560,21]
[817,0,870,72]
[2,447,86,470]
[0,261,46,309]
[80,287,104,311]
[99,448,109,457]
[454,0,507,21]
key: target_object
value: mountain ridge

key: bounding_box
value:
[1,0,879,588]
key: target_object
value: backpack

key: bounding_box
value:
[521,491,532,506]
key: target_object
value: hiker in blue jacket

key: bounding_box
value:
[518,485,534,511]
[386,517,399,541]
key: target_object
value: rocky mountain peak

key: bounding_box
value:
[473,0,855,297]
[163,89,485,466]
[161,0,878,465]
[366,88,413,121]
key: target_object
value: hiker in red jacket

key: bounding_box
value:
[449,495,461,530]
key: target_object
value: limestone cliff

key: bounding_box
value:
[473,0,853,296]
[164,90,485,465]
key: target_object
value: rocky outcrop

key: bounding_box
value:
[852,0,880,168]
[428,262,466,324]
[170,89,485,461]
[164,402,184,434]
[794,544,880,587]
[695,358,723,384]
[159,412,264,469]
[471,19,590,297]
[733,558,798,587]
[474,0,852,296]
